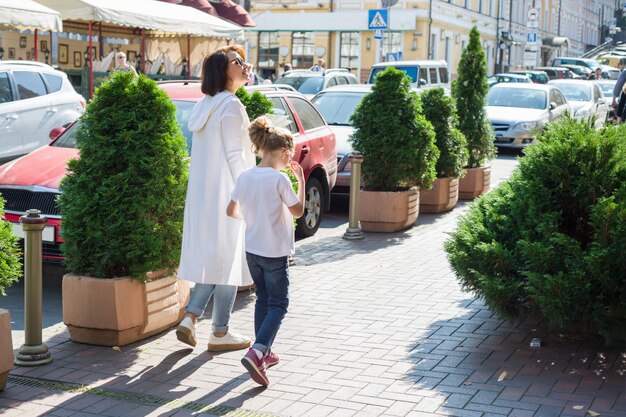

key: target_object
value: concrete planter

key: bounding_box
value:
[358,188,419,232]
[459,165,491,200]
[420,177,459,213]
[0,309,13,391]
[63,271,190,347]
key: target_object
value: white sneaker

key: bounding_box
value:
[176,317,197,347]
[207,332,251,352]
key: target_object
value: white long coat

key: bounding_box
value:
[177,91,255,286]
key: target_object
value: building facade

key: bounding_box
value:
[246,0,618,81]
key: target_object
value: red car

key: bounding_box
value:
[0,83,337,262]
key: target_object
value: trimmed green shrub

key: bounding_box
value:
[350,66,438,191]
[0,197,21,295]
[58,71,188,280]
[452,26,495,168]
[445,118,626,344]
[421,88,468,178]
[236,87,273,120]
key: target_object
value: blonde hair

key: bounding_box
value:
[249,116,294,154]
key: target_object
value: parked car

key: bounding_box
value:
[274,69,359,98]
[368,60,451,93]
[486,83,572,149]
[487,73,532,88]
[0,84,337,261]
[548,79,609,128]
[534,66,574,80]
[0,61,85,163]
[560,64,591,79]
[508,70,550,84]
[551,57,601,71]
[600,65,621,80]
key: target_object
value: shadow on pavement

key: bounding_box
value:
[405,299,626,417]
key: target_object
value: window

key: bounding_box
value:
[419,68,428,83]
[292,32,314,68]
[289,97,325,131]
[42,73,63,93]
[438,67,449,83]
[269,97,298,134]
[258,32,279,70]
[13,71,47,100]
[429,68,438,83]
[337,76,349,85]
[339,32,359,71]
[327,77,337,87]
[382,32,402,56]
[0,72,13,103]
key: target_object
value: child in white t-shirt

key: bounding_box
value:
[226,116,305,387]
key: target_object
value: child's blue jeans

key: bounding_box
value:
[245,252,290,355]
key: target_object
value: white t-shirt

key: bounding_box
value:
[231,166,299,258]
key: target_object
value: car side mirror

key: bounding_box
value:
[549,102,557,111]
[49,126,66,140]
[419,78,427,86]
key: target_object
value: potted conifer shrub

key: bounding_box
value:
[58,71,190,347]
[420,88,468,213]
[453,26,496,199]
[350,66,438,232]
[0,197,21,390]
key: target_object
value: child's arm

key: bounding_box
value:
[226,200,243,219]
[288,161,305,218]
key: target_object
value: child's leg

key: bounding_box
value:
[246,252,268,337]
[251,255,289,355]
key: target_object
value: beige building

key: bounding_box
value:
[246,0,617,81]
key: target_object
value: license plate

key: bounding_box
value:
[11,223,55,243]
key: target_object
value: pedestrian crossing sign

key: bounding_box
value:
[368,9,388,30]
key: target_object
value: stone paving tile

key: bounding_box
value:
[3,157,626,417]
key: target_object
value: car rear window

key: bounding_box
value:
[43,73,63,93]
[278,76,324,95]
[13,70,47,99]
[312,92,365,126]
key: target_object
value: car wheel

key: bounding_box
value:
[296,177,324,238]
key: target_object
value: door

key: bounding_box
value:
[549,88,568,122]
[593,84,608,128]
[12,70,52,154]
[0,71,23,161]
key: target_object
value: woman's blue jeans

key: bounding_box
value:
[245,252,290,355]
[185,283,237,334]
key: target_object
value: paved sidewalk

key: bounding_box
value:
[1,157,625,417]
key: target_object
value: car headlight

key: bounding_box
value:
[513,121,538,131]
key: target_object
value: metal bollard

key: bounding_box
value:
[343,152,365,240]
[14,209,52,367]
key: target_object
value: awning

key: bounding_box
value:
[180,0,218,17]
[249,10,418,31]
[210,0,255,27]
[0,0,63,32]
[37,0,244,39]
[543,37,569,47]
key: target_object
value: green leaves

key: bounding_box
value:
[0,196,22,295]
[349,66,438,191]
[452,27,495,168]
[58,71,188,280]
[445,119,626,345]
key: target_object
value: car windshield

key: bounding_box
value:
[487,88,547,110]
[553,84,591,101]
[370,66,418,83]
[311,92,366,126]
[52,122,79,148]
[278,76,324,94]
[598,82,615,97]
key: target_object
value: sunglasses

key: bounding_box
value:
[229,56,246,68]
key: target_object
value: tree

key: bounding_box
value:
[453,26,495,168]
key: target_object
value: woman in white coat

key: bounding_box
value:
[176,45,255,351]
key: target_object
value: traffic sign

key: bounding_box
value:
[373,29,383,40]
[526,32,537,44]
[368,9,388,30]
[527,20,539,29]
[524,48,538,67]
[527,8,539,20]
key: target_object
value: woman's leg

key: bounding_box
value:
[207,284,252,352]
[186,283,216,321]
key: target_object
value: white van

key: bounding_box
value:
[367,60,451,92]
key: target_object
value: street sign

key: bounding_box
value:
[527,20,539,29]
[368,9,388,30]
[381,0,399,7]
[526,32,537,44]
[527,8,539,21]
[524,47,537,67]
[373,29,383,40]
